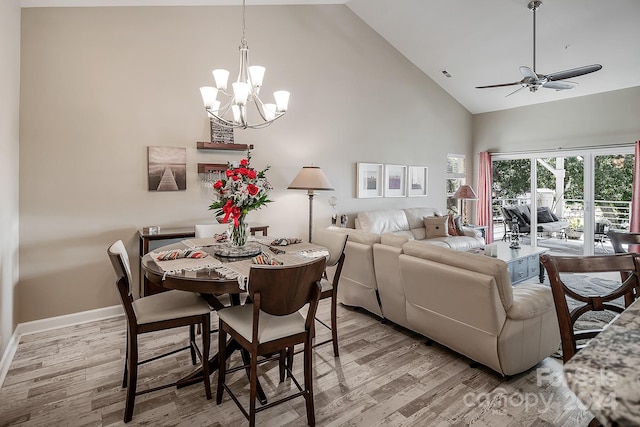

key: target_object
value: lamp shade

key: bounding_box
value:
[453,184,478,200]
[288,166,334,191]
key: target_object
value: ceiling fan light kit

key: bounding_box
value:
[476,0,602,97]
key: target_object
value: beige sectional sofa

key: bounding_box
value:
[327,207,560,376]
[331,207,484,318]
[373,240,560,376]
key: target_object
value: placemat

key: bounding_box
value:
[182,237,224,248]
[213,253,324,291]
[150,252,222,278]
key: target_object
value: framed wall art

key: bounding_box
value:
[384,164,407,197]
[210,118,235,144]
[357,162,384,198]
[147,146,187,191]
[408,166,428,197]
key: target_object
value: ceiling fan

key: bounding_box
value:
[476,0,602,97]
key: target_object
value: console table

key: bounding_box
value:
[138,224,269,296]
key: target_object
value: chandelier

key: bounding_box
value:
[199,0,290,129]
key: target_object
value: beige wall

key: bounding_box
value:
[18,6,472,322]
[473,86,640,154]
[0,0,21,356]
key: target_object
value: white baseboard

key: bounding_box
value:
[0,305,123,388]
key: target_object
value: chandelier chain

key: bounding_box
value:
[241,0,247,46]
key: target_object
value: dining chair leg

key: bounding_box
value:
[189,325,197,365]
[124,332,138,423]
[330,294,339,357]
[279,350,286,382]
[122,329,129,389]
[286,347,294,379]
[304,338,315,426]
[249,346,258,427]
[202,314,212,400]
[216,323,227,405]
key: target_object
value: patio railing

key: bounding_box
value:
[492,198,631,231]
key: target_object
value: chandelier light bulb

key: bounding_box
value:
[212,69,229,91]
[232,82,250,106]
[248,66,265,89]
[232,105,241,124]
[199,86,218,110]
[273,90,290,112]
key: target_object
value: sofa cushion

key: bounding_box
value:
[357,209,409,234]
[447,214,458,236]
[453,215,464,236]
[424,216,449,238]
[403,207,440,229]
[537,207,555,223]
[516,205,531,224]
[410,227,426,240]
[424,236,483,251]
[402,241,513,310]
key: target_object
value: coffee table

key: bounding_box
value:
[480,241,547,284]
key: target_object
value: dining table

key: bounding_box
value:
[563,296,640,426]
[141,235,328,404]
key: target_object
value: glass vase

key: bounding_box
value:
[231,216,248,247]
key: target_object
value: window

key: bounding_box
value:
[447,154,466,214]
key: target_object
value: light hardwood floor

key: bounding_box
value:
[0,301,595,426]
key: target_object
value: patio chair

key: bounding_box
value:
[607,230,640,305]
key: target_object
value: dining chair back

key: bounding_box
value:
[195,223,231,238]
[216,256,326,427]
[108,240,212,423]
[311,227,348,356]
[608,230,640,254]
[540,253,640,363]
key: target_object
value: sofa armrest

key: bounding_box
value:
[460,226,482,239]
[507,283,555,320]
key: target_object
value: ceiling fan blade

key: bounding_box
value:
[543,80,577,91]
[519,66,539,80]
[476,82,522,89]
[505,86,527,97]
[546,64,602,81]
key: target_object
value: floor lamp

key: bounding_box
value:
[454,184,478,225]
[288,166,334,242]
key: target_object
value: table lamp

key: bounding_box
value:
[453,184,478,225]
[288,166,334,242]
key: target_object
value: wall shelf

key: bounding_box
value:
[198,163,227,174]
[197,142,254,151]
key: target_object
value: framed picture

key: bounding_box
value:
[148,146,187,191]
[384,164,407,197]
[408,166,428,197]
[210,119,234,144]
[357,163,384,198]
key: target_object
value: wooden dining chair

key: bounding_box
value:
[107,240,213,423]
[195,223,231,238]
[607,230,640,306]
[540,253,640,364]
[216,257,326,427]
[311,228,348,357]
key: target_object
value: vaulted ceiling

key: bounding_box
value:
[20,0,640,114]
